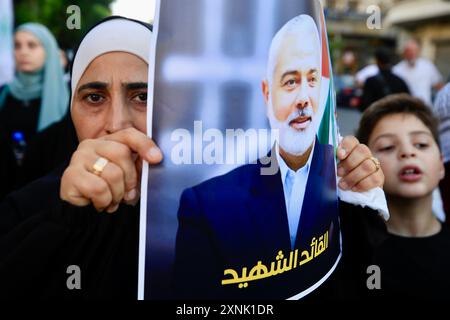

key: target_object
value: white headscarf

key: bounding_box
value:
[70,17,152,106]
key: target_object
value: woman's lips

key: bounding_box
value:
[398,165,423,182]
[289,116,311,130]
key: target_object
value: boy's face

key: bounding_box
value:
[368,113,444,199]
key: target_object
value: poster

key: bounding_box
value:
[0,0,14,86]
[139,0,340,300]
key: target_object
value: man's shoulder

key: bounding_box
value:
[393,60,405,69]
[189,162,262,193]
[388,72,409,86]
[364,74,382,85]
[393,61,413,75]
[180,152,282,203]
[187,142,333,193]
[417,57,434,67]
[177,163,267,221]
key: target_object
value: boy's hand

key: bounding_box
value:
[337,136,384,192]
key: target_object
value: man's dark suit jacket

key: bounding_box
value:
[174,141,341,299]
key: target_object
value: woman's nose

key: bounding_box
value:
[104,99,132,134]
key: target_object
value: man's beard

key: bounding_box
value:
[267,101,317,156]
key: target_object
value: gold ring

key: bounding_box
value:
[92,157,109,176]
[370,156,381,172]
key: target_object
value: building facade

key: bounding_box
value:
[322,0,450,79]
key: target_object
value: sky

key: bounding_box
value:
[111,0,156,23]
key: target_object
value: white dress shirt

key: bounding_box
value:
[393,58,442,106]
[274,140,390,250]
[276,143,315,249]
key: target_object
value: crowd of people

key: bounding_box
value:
[336,41,450,223]
[0,14,450,300]
[336,40,445,112]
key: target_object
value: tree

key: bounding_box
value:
[14,0,113,49]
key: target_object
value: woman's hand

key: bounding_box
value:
[337,136,384,192]
[60,127,163,213]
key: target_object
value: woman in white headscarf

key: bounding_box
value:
[0,16,162,300]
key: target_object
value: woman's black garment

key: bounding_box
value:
[17,114,78,188]
[0,127,17,201]
[0,87,42,144]
[0,166,140,300]
[0,108,76,199]
[0,86,42,198]
[0,168,387,300]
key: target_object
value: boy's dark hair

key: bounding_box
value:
[375,48,391,66]
[356,93,440,148]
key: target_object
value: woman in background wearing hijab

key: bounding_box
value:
[0,22,69,146]
[0,23,69,199]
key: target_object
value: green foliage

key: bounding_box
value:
[14,0,113,49]
[327,32,344,66]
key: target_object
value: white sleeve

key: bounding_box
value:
[392,63,402,77]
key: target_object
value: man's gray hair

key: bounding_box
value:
[266,14,321,87]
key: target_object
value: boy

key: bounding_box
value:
[356,93,450,299]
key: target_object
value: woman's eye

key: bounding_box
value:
[85,94,104,104]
